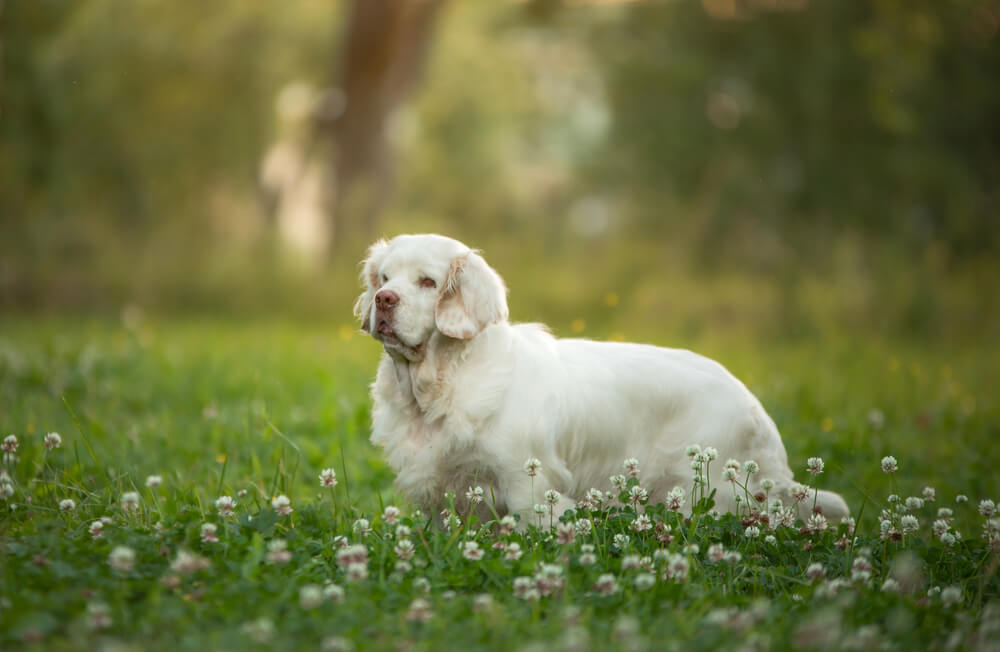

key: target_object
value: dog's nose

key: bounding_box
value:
[375,289,399,311]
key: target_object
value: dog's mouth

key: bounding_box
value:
[374,319,424,358]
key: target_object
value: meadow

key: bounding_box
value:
[1,316,998,650]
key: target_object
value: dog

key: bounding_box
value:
[355,234,849,527]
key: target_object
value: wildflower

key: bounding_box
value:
[867,408,885,429]
[242,617,274,644]
[142,474,162,489]
[806,513,828,533]
[544,489,561,505]
[723,550,742,563]
[703,447,718,461]
[380,506,401,526]
[462,541,484,561]
[905,497,924,511]
[394,539,415,561]
[586,487,606,507]
[806,563,825,582]
[556,521,576,544]
[622,554,642,570]
[89,520,105,539]
[623,457,641,478]
[345,562,368,582]
[87,601,112,630]
[335,543,368,570]
[937,507,953,520]
[851,555,872,582]
[979,499,997,517]
[579,544,597,566]
[932,519,950,538]
[271,494,293,516]
[2,434,17,455]
[59,498,76,512]
[292,584,323,610]
[664,554,689,582]
[394,525,412,541]
[610,474,627,491]
[237,489,247,498]
[880,456,898,473]
[121,491,140,511]
[593,573,619,595]
[900,514,919,534]
[523,458,542,477]
[941,532,957,546]
[574,518,593,536]
[513,577,538,600]
[413,577,431,594]
[505,542,523,561]
[806,457,824,475]
[440,508,462,531]
[536,564,565,596]
[922,487,936,502]
[44,432,62,450]
[498,515,517,535]
[635,572,656,591]
[627,485,649,507]
[323,583,346,603]
[613,533,630,550]
[465,486,485,505]
[267,539,292,564]
[956,494,968,504]
[744,460,760,474]
[791,484,810,503]
[941,586,962,606]
[721,467,739,483]
[881,578,900,593]
[707,543,726,562]
[761,478,775,492]
[170,550,209,575]
[532,504,547,518]
[347,519,369,538]
[216,496,236,516]
[685,445,701,458]
[319,468,338,488]
[745,525,760,538]
[200,522,219,543]
[406,598,432,623]
[109,546,135,572]
[665,486,685,511]
[764,534,777,546]
[631,514,652,532]
[473,593,494,613]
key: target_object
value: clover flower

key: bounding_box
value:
[345,563,368,582]
[761,478,775,492]
[664,554,689,582]
[685,445,701,458]
[956,495,968,504]
[806,513,828,533]
[627,485,648,506]
[394,538,415,561]
[665,486,685,511]
[806,457,824,475]
[505,542,523,561]
[631,514,652,532]
[556,521,576,544]
[335,544,368,570]
[806,562,826,582]
[900,515,920,534]
[266,539,292,564]
[941,586,962,606]
[722,467,738,482]
[513,577,539,600]
[745,525,761,538]
[574,518,593,536]
[905,497,924,511]
[610,474,627,491]
[200,522,219,543]
[109,546,135,573]
[613,533,630,550]
[299,584,323,610]
[215,495,236,517]
[535,564,565,596]
[462,541,484,561]
[271,494,293,516]
[2,434,18,455]
[544,489,561,505]
[43,432,62,450]
[623,457,640,478]
[121,491,140,512]
[594,573,619,595]
[635,572,656,591]
[319,468,338,488]
[579,544,597,566]
[922,487,936,501]
[523,458,542,477]
[707,543,726,562]
[145,475,162,489]
[59,498,76,512]
[743,460,760,474]
[323,583,345,603]
[703,447,718,461]
[87,601,112,630]
[473,594,494,613]
[89,520,105,540]
[881,578,901,593]
[406,598,432,622]
[979,499,996,517]
[498,515,517,535]
[764,534,777,546]
[465,486,485,505]
[170,550,210,575]
[880,456,898,474]
[380,506,401,525]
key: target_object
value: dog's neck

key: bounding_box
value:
[387,332,467,417]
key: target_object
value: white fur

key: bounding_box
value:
[356,234,849,526]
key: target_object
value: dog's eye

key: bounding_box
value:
[419,277,437,289]
[381,274,388,284]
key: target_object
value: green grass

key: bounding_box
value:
[1,317,998,650]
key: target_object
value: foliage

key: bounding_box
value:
[1,319,998,649]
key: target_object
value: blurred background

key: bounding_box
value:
[2,0,998,343]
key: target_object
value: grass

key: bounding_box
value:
[0,316,998,650]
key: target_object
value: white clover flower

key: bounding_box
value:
[745,525,761,538]
[724,458,741,471]
[665,486,685,511]
[979,499,997,517]
[406,598,432,622]
[395,524,412,539]
[465,486,485,505]
[89,520,105,539]
[805,562,825,582]
[533,504,547,516]
[319,468,338,488]
[513,577,538,600]
[881,578,901,593]
[299,584,323,609]
[627,485,648,506]
[200,522,219,543]
[623,457,641,478]
[764,534,777,546]
[880,456,898,474]
[574,518,593,536]
[937,507,953,519]
[703,447,718,461]
[900,515,919,534]
[59,498,76,512]
[722,467,738,483]
[956,494,968,504]
[941,586,962,606]
[743,460,760,474]
[271,494,293,516]
[498,515,517,535]
[932,519,950,537]
[724,550,742,563]
[109,545,136,572]
[905,497,924,511]
[394,538,415,561]
[684,543,701,555]
[121,491,140,511]
[267,539,292,564]
[87,601,112,630]
[352,518,371,537]
[382,506,401,525]
[170,550,209,575]
[631,514,652,532]
[940,532,957,546]
[579,544,597,566]
[323,583,345,603]
[922,487,936,502]
[1,435,17,454]
[635,572,656,591]
[593,573,619,595]
[664,554,690,582]
[215,495,236,516]
[145,475,162,489]
[707,543,726,562]
[555,521,576,544]
[523,458,542,477]
[685,445,701,458]
[345,562,368,582]
[791,484,810,503]
[544,489,561,505]
[609,474,627,491]
[867,408,885,429]
[43,432,62,450]
[760,478,775,492]
[505,542,523,561]
[806,457,824,475]
[473,593,494,613]
[621,554,642,570]
[462,541,484,561]
[613,533,630,550]
[806,513,828,533]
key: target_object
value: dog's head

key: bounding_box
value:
[354,234,509,360]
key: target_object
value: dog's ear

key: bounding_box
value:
[435,251,509,339]
[353,239,389,333]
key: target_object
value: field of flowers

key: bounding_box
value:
[1,319,997,650]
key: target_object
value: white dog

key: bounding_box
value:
[355,234,849,526]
